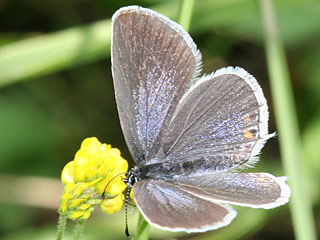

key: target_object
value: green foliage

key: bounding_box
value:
[0,0,319,239]
[260,0,317,239]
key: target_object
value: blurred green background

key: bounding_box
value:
[0,0,319,239]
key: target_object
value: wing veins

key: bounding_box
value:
[143,24,191,155]
[167,85,236,155]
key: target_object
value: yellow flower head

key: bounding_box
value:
[59,137,129,220]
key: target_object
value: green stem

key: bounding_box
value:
[179,0,195,31]
[0,20,111,88]
[73,219,85,240]
[132,213,150,240]
[259,1,317,240]
[56,215,67,240]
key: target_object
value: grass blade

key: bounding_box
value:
[260,0,317,239]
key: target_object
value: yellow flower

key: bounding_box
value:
[100,193,125,214]
[59,137,129,220]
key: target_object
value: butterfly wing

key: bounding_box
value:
[133,179,236,232]
[111,6,201,164]
[175,172,290,209]
[155,67,274,174]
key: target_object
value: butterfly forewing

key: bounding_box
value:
[112,6,201,164]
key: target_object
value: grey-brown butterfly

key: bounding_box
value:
[111,5,290,233]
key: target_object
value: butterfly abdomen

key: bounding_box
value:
[140,159,208,179]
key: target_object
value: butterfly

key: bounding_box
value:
[111,5,290,233]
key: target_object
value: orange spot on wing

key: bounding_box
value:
[243,116,251,123]
[243,129,254,139]
[257,177,269,186]
[257,177,267,181]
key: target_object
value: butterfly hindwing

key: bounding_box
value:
[133,179,236,232]
[175,172,290,209]
[157,67,274,175]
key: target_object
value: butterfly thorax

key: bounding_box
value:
[127,160,176,185]
[125,166,145,187]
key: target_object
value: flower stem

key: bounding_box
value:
[56,215,67,240]
[179,0,195,31]
[132,213,150,240]
[73,219,85,240]
[259,1,317,240]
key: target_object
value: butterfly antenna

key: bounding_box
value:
[125,184,132,238]
[102,171,128,199]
